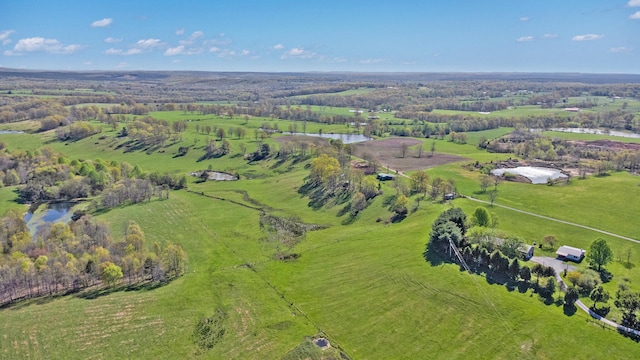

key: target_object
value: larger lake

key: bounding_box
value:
[548,128,640,139]
[286,132,371,144]
[492,167,568,184]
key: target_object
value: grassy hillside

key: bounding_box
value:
[2,116,640,359]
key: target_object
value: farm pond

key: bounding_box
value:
[24,202,79,235]
[491,166,568,184]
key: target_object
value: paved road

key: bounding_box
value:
[464,195,640,244]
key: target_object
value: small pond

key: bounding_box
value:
[286,132,371,144]
[0,130,25,134]
[191,171,239,181]
[24,202,77,235]
[313,337,330,349]
[491,167,568,184]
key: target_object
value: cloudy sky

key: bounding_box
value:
[0,0,638,73]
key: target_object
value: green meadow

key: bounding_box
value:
[2,114,640,359]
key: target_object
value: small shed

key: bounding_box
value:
[556,245,585,262]
[377,173,395,181]
[444,193,455,200]
[519,244,534,260]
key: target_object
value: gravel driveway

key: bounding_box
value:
[530,256,577,274]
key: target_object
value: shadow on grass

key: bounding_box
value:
[598,269,614,283]
[75,280,169,300]
[390,212,407,223]
[485,272,517,290]
[382,194,396,207]
[1,292,69,311]
[337,202,351,217]
[423,243,449,267]
[621,261,635,270]
[341,214,357,225]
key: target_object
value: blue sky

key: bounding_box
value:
[0,0,638,73]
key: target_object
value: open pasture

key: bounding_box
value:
[2,108,640,358]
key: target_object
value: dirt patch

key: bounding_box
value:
[353,137,468,172]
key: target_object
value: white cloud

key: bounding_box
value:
[10,37,83,54]
[209,47,220,52]
[104,37,122,43]
[106,39,164,55]
[135,39,163,48]
[3,50,17,56]
[114,62,128,69]
[83,61,92,65]
[520,17,529,21]
[203,37,231,47]
[217,49,236,58]
[281,47,317,59]
[105,47,143,55]
[572,34,604,41]
[241,49,250,56]
[273,43,284,50]
[628,0,640,7]
[630,11,640,19]
[165,46,185,56]
[610,47,632,53]
[91,18,112,28]
[0,30,15,46]
[542,33,558,39]
[179,31,204,45]
[360,58,383,64]
[176,28,185,35]
[164,45,202,56]
[517,36,534,42]
[288,48,305,56]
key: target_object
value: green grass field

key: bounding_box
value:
[2,115,640,358]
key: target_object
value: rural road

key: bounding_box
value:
[463,195,640,244]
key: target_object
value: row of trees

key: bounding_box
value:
[0,213,188,306]
[426,208,558,294]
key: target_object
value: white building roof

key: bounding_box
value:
[556,245,585,258]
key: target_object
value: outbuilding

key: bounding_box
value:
[556,245,586,262]
[518,244,535,260]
